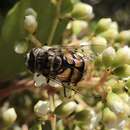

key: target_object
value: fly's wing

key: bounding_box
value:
[33,73,47,87]
[33,72,64,88]
[60,41,104,63]
[47,75,84,97]
[33,73,78,95]
[43,41,104,62]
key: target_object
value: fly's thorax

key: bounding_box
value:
[37,48,63,76]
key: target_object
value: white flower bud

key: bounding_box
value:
[34,100,49,117]
[102,47,116,66]
[96,18,112,32]
[55,101,77,117]
[71,2,94,20]
[107,92,130,115]
[71,20,88,35]
[110,22,118,31]
[25,8,37,18]
[14,40,28,54]
[118,30,130,43]
[91,36,107,53]
[100,29,118,41]
[24,15,38,34]
[114,46,130,66]
[2,108,17,125]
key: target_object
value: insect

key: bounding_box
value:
[25,43,96,96]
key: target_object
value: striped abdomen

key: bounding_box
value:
[56,52,86,85]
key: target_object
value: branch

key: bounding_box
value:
[0,79,34,99]
[47,0,62,46]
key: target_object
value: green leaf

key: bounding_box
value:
[0,0,73,80]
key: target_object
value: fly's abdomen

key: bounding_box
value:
[57,52,86,85]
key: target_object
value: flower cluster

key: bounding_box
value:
[1,0,130,130]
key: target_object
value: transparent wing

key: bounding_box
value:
[48,75,84,97]
[56,41,106,62]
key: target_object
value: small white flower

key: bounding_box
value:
[2,108,17,125]
[14,41,28,54]
[34,100,49,117]
[25,8,37,18]
[24,15,38,33]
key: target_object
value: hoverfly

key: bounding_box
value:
[25,41,100,96]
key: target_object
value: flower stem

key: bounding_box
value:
[49,95,55,112]
[95,68,112,98]
[49,95,56,130]
[47,0,62,46]
[28,34,42,47]
[50,114,56,130]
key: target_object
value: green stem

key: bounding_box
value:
[49,95,55,112]
[28,34,42,47]
[49,95,56,130]
[47,0,62,46]
[50,114,56,130]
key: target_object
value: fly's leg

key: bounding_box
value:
[46,78,50,84]
[63,85,67,97]
[62,82,71,98]
[62,83,76,98]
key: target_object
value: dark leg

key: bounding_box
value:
[46,78,49,84]
[63,85,67,97]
